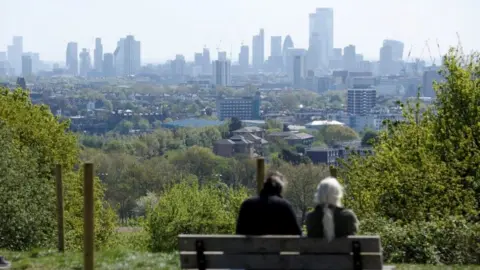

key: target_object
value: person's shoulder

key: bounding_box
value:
[241,196,260,206]
[338,208,358,220]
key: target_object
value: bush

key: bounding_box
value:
[360,216,480,265]
[62,171,118,250]
[146,180,249,252]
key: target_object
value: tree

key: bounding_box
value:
[338,50,480,223]
[228,117,243,133]
[321,125,359,146]
[278,163,330,223]
[116,120,134,134]
[137,118,150,131]
[0,88,116,250]
[361,130,379,146]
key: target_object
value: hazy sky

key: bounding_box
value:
[1,0,478,63]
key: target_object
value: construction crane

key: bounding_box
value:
[425,39,435,66]
[401,45,413,77]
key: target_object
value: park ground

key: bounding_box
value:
[2,229,480,270]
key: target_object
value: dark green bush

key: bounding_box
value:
[146,180,249,252]
[360,216,480,264]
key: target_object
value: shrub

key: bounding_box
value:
[146,180,249,252]
[360,216,480,265]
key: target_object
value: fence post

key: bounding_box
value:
[329,165,337,178]
[84,163,95,270]
[256,158,265,195]
[55,164,65,252]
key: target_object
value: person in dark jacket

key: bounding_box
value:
[236,171,302,235]
[306,177,358,241]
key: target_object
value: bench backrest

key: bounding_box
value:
[178,234,383,270]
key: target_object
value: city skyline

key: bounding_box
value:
[1,0,478,63]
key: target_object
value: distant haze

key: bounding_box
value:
[1,0,478,63]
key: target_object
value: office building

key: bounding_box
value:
[202,48,211,74]
[347,79,376,115]
[113,35,141,76]
[212,60,231,86]
[239,45,249,72]
[285,48,307,85]
[94,38,103,72]
[270,36,282,57]
[21,55,32,77]
[343,45,356,71]
[252,29,265,70]
[171,54,186,77]
[423,68,442,98]
[103,53,115,77]
[194,53,203,67]
[282,35,294,71]
[0,52,6,62]
[309,8,334,68]
[383,39,404,61]
[379,44,394,75]
[7,36,23,75]
[216,92,261,120]
[218,51,227,61]
[66,42,78,75]
[79,48,91,77]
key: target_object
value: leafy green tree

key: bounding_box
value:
[137,118,150,131]
[116,120,134,134]
[146,180,249,252]
[0,88,116,250]
[228,117,243,133]
[361,130,379,146]
[321,125,359,146]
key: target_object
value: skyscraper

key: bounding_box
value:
[309,8,334,68]
[379,44,394,75]
[115,35,141,76]
[194,53,203,67]
[94,38,103,72]
[79,48,91,77]
[103,53,115,77]
[239,45,249,72]
[7,36,23,75]
[202,48,211,74]
[252,29,265,70]
[343,45,356,71]
[218,51,227,61]
[383,39,404,61]
[212,60,231,86]
[21,55,32,77]
[285,48,307,84]
[171,54,186,77]
[66,42,78,75]
[270,36,282,57]
[282,35,294,71]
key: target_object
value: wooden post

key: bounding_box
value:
[84,163,94,270]
[329,165,337,178]
[55,164,65,252]
[256,158,265,195]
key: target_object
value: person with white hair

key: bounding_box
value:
[306,177,358,241]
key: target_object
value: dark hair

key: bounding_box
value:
[263,171,286,195]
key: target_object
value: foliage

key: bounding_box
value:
[360,216,480,265]
[228,117,243,133]
[62,170,118,250]
[319,125,359,146]
[339,50,479,223]
[146,181,249,252]
[0,87,116,251]
[361,129,379,146]
[276,163,330,222]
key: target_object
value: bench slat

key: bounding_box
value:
[178,235,381,253]
[179,253,383,270]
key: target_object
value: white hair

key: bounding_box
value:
[313,177,344,242]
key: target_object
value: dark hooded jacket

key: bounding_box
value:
[235,187,302,236]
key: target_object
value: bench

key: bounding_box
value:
[178,234,395,270]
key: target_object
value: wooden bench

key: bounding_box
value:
[178,234,395,270]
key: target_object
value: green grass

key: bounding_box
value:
[2,249,480,270]
[1,249,179,270]
[2,228,479,269]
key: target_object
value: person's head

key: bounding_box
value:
[262,171,286,196]
[314,177,343,207]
